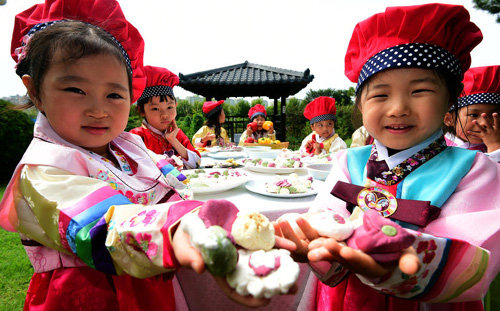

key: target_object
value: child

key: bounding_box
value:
[130,66,201,169]
[299,96,347,155]
[1,0,267,309]
[275,4,500,311]
[444,65,500,162]
[350,125,373,148]
[238,104,276,146]
[192,100,230,147]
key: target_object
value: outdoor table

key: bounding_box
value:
[173,156,322,310]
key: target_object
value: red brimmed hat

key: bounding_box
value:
[304,96,336,124]
[248,104,267,120]
[456,66,500,109]
[203,100,224,117]
[11,0,146,103]
[345,3,483,93]
[138,66,179,102]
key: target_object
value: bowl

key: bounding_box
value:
[243,146,272,151]
[306,163,333,181]
[245,149,281,159]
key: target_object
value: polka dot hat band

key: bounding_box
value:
[453,65,500,110]
[357,43,461,93]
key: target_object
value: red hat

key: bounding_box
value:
[304,96,336,124]
[248,104,267,120]
[456,66,500,109]
[138,66,179,102]
[11,0,146,103]
[345,3,482,93]
[203,100,224,117]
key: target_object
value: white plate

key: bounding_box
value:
[244,166,300,174]
[245,180,318,198]
[184,169,249,194]
[207,151,247,160]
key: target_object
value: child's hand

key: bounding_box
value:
[172,226,205,274]
[308,238,420,279]
[273,216,319,262]
[246,128,253,136]
[164,120,180,142]
[472,112,500,153]
[313,142,323,155]
[203,133,216,143]
[266,125,274,133]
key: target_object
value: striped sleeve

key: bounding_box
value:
[18,165,200,278]
[356,231,489,302]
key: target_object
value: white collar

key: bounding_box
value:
[444,132,484,149]
[374,130,443,170]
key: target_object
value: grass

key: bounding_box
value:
[0,185,33,310]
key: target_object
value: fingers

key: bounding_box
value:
[274,236,297,251]
[295,217,319,241]
[172,229,205,273]
[398,247,420,275]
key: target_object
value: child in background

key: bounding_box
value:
[350,125,373,148]
[299,96,347,155]
[275,4,500,311]
[444,65,500,162]
[192,100,230,147]
[238,104,276,146]
[130,66,201,169]
[0,0,267,309]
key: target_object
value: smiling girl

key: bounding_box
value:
[275,4,500,311]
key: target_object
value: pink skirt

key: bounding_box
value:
[24,267,175,311]
[316,274,483,311]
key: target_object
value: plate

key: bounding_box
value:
[244,166,298,174]
[245,180,318,198]
[184,169,249,194]
[207,151,247,160]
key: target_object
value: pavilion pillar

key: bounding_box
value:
[280,95,286,141]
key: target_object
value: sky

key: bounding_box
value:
[1,0,499,100]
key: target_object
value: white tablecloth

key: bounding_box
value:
[173,156,322,310]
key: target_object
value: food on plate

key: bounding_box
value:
[265,173,313,195]
[180,200,299,297]
[242,157,303,169]
[231,212,275,250]
[185,168,247,188]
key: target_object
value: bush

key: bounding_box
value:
[0,100,34,182]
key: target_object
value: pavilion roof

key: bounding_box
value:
[178,61,314,99]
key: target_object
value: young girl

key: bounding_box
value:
[276,4,500,311]
[1,0,266,309]
[192,100,230,147]
[299,96,347,155]
[130,66,201,169]
[444,65,500,162]
[238,104,276,146]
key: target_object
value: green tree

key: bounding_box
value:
[190,113,205,136]
[176,99,194,119]
[304,87,355,106]
[125,104,142,131]
[473,0,500,22]
[233,99,251,116]
[0,100,34,181]
[284,97,308,149]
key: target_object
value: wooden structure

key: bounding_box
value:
[179,61,314,141]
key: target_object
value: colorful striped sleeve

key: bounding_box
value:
[356,231,489,302]
[18,165,200,278]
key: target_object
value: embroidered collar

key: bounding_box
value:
[368,133,448,186]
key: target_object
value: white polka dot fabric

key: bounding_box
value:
[310,114,336,124]
[456,93,500,109]
[138,85,174,102]
[356,43,461,93]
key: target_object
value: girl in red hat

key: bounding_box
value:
[444,66,500,162]
[300,96,347,155]
[192,100,231,147]
[130,66,201,169]
[275,3,500,311]
[1,0,270,309]
[238,104,276,146]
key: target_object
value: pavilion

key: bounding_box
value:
[178,61,314,141]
